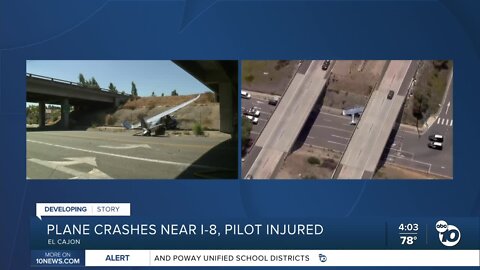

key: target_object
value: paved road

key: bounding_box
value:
[384,70,453,177]
[336,60,417,179]
[27,131,237,179]
[302,109,356,153]
[245,60,329,179]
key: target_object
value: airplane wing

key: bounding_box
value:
[342,106,364,116]
[123,94,201,130]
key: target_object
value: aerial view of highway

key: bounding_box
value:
[26,60,238,179]
[241,60,453,180]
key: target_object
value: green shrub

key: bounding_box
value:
[193,122,204,136]
[244,74,255,82]
[307,156,320,165]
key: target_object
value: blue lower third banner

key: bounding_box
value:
[30,215,480,267]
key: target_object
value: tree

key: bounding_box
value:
[131,81,138,97]
[108,82,118,93]
[241,116,252,153]
[79,73,86,87]
[171,89,178,96]
[161,93,164,97]
[90,77,100,89]
[151,91,156,97]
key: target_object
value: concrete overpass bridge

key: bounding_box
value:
[334,60,418,179]
[27,73,130,129]
[173,60,237,136]
[245,60,330,179]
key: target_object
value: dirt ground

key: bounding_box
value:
[373,164,449,180]
[109,93,220,130]
[242,60,300,95]
[276,146,341,179]
[324,60,387,110]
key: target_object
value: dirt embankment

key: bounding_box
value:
[108,93,220,130]
[276,146,341,179]
[324,60,387,110]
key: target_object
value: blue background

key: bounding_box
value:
[1,0,480,269]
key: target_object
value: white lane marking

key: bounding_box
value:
[441,118,445,125]
[27,139,225,170]
[255,100,265,104]
[250,131,260,135]
[437,118,441,124]
[331,134,349,140]
[48,157,97,166]
[327,140,347,146]
[28,157,112,179]
[258,118,267,122]
[319,111,347,119]
[445,101,450,114]
[450,119,453,126]
[99,144,151,149]
[307,136,315,139]
[313,124,352,133]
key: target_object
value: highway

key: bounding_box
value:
[27,131,237,179]
[336,60,418,179]
[245,60,329,179]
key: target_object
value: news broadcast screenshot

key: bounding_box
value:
[1,1,479,269]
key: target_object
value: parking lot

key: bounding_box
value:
[241,92,276,148]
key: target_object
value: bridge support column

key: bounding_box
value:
[219,82,235,136]
[38,101,46,129]
[61,98,70,129]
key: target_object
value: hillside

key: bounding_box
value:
[109,92,220,130]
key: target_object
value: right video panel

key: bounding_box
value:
[241,60,453,180]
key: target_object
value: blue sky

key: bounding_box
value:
[26,60,210,96]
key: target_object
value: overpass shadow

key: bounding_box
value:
[291,85,327,152]
[377,99,409,171]
[175,138,238,179]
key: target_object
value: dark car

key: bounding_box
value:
[428,141,443,150]
[428,134,444,142]
[268,97,279,106]
[322,60,331,70]
[387,90,395,100]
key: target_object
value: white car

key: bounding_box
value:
[244,107,260,117]
[241,90,251,99]
[246,115,259,124]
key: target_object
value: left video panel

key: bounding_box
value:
[26,60,238,180]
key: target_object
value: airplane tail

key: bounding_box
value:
[122,120,132,129]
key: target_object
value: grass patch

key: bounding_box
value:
[402,60,452,126]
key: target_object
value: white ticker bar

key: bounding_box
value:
[85,250,480,267]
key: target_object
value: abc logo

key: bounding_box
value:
[436,220,461,247]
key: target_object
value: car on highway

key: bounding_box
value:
[387,90,395,100]
[244,107,260,117]
[245,115,259,125]
[428,141,443,150]
[428,134,444,142]
[322,60,331,70]
[241,90,251,99]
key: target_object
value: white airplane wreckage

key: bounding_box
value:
[122,94,200,136]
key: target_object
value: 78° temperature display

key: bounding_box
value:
[398,223,419,245]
